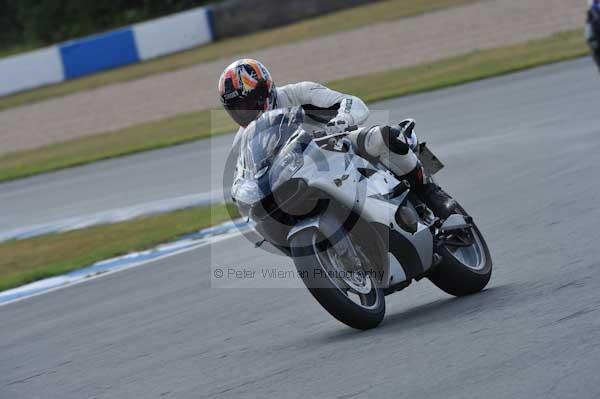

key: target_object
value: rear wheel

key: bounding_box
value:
[290,228,385,330]
[428,204,492,296]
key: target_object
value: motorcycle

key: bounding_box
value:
[231,107,492,330]
[586,8,600,71]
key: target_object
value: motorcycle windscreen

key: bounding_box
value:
[232,108,304,205]
[232,172,271,205]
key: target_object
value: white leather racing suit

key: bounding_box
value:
[232,81,419,176]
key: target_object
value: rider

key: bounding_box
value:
[587,0,600,70]
[219,59,456,218]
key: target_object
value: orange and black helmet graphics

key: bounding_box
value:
[218,59,277,127]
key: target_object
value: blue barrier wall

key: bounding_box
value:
[0,1,373,97]
[0,7,213,96]
[60,28,140,80]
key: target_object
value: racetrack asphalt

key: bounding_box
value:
[0,133,231,236]
[1,57,600,398]
[0,57,595,236]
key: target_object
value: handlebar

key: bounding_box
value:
[313,125,359,140]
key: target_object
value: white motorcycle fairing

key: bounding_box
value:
[286,138,434,290]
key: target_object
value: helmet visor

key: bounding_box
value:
[223,80,269,127]
[225,102,264,128]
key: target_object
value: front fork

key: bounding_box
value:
[317,213,364,274]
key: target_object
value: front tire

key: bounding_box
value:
[290,228,385,330]
[428,204,492,296]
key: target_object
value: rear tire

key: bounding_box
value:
[290,228,385,330]
[428,204,492,296]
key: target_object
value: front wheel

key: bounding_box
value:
[428,204,492,296]
[290,228,385,330]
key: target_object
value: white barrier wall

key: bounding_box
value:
[0,7,213,97]
[133,8,213,61]
[0,47,64,97]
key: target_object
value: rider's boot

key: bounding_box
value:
[349,124,456,218]
[376,124,457,219]
[403,163,457,219]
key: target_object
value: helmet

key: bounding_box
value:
[218,59,277,127]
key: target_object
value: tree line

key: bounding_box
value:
[0,0,217,51]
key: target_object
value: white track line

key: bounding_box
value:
[0,191,225,242]
[0,229,243,307]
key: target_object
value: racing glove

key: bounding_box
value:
[325,114,353,135]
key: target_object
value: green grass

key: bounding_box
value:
[0,109,237,181]
[327,30,588,103]
[0,30,588,183]
[0,0,478,111]
[0,203,239,292]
